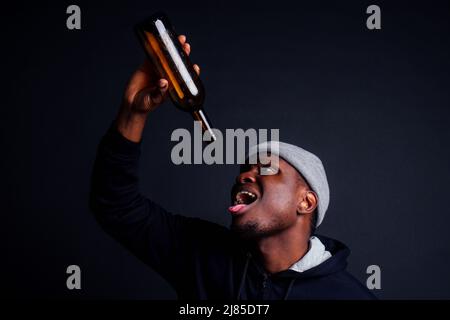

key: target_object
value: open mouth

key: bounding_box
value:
[229,189,259,215]
[233,190,258,206]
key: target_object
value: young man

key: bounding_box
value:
[90,35,375,300]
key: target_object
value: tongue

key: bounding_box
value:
[228,204,247,213]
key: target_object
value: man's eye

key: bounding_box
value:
[266,166,277,173]
[260,165,278,175]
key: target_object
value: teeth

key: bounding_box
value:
[239,190,256,198]
[233,190,257,205]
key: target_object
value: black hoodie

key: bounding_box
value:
[89,127,376,300]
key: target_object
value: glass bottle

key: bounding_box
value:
[135,12,216,141]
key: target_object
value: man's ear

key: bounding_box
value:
[297,191,318,215]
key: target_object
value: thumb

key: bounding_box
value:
[134,79,169,112]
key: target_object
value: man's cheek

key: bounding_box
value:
[264,191,286,207]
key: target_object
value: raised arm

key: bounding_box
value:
[89,36,206,288]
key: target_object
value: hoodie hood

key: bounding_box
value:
[282,235,350,279]
[236,235,353,300]
[288,236,332,273]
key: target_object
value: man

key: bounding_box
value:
[90,34,375,300]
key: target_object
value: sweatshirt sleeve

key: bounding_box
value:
[89,125,225,289]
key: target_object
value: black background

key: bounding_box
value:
[2,0,450,299]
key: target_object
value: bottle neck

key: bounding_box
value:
[191,109,217,142]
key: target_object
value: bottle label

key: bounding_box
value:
[155,19,199,97]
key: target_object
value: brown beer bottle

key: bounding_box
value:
[135,12,216,141]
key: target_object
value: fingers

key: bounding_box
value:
[149,88,164,105]
[179,34,191,55]
[152,79,169,104]
[134,35,198,108]
[134,80,169,111]
[183,43,191,55]
[178,34,200,76]
[193,64,200,75]
[158,78,168,89]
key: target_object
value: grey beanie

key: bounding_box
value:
[246,141,330,227]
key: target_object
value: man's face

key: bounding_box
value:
[230,154,307,239]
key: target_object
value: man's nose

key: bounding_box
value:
[236,170,257,184]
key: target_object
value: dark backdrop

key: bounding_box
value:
[2,0,450,299]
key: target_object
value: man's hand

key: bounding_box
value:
[117,34,200,142]
[123,35,200,113]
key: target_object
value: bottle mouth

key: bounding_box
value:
[192,110,217,142]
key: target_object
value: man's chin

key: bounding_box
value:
[230,221,263,240]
